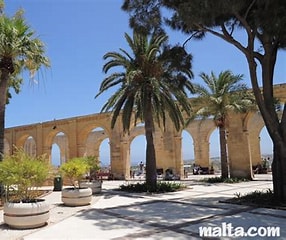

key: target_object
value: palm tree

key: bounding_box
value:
[192,70,256,178]
[0,10,50,160]
[96,31,194,190]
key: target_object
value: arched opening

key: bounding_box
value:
[85,127,110,171]
[51,143,61,167]
[181,130,194,162]
[51,132,68,167]
[209,128,220,172]
[130,134,146,178]
[24,136,36,157]
[181,130,194,177]
[99,138,110,168]
[259,126,273,170]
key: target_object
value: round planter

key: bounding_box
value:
[80,180,102,194]
[4,199,50,229]
[61,187,92,206]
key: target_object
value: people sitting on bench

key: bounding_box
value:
[193,164,210,175]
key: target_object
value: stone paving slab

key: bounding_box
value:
[23,211,151,240]
[102,201,229,226]
[1,177,285,240]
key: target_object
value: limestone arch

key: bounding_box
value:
[24,136,37,157]
[77,119,112,145]
[15,132,36,148]
[14,133,37,156]
[129,125,145,143]
[51,132,69,166]
[44,129,69,163]
[184,119,216,167]
[246,112,267,166]
[84,127,111,166]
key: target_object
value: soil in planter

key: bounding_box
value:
[0,190,50,209]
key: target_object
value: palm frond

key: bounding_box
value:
[96,30,194,132]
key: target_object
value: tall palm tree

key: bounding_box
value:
[192,70,256,178]
[96,31,194,190]
[0,10,50,160]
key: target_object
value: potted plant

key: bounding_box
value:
[60,157,93,206]
[79,156,102,194]
[0,148,51,229]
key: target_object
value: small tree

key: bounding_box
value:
[0,148,50,202]
[84,156,100,180]
[60,157,90,189]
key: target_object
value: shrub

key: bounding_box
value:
[60,157,90,188]
[84,156,100,180]
[0,148,50,202]
[119,181,185,193]
[200,176,249,183]
[234,189,275,204]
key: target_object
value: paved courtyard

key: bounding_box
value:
[0,174,285,239]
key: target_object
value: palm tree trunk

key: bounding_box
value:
[144,100,157,191]
[0,67,9,196]
[0,68,9,161]
[219,125,229,178]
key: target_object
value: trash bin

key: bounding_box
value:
[53,176,62,191]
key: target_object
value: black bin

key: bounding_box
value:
[53,176,63,191]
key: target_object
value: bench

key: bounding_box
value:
[97,172,114,180]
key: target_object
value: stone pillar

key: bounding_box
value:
[42,146,52,163]
[186,119,213,168]
[173,135,183,178]
[120,139,130,179]
[77,144,86,157]
[109,128,126,180]
[249,131,262,166]
[247,112,264,167]
[158,129,177,174]
[228,113,253,179]
[193,139,210,167]
[67,120,78,159]
[36,124,43,156]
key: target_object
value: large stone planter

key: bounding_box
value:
[61,187,92,206]
[4,199,50,229]
[80,180,102,194]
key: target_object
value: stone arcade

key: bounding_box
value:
[4,84,286,179]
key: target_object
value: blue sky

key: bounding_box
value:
[4,0,284,164]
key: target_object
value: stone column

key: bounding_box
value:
[193,139,210,167]
[109,128,126,180]
[228,113,253,179]
[158,129,176,173]
[249,132,262,166]
[77,144,86,157]
[67,120,78,159]
[173,135,183,178]
[120,139,130,180]
[36,124,43,156]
